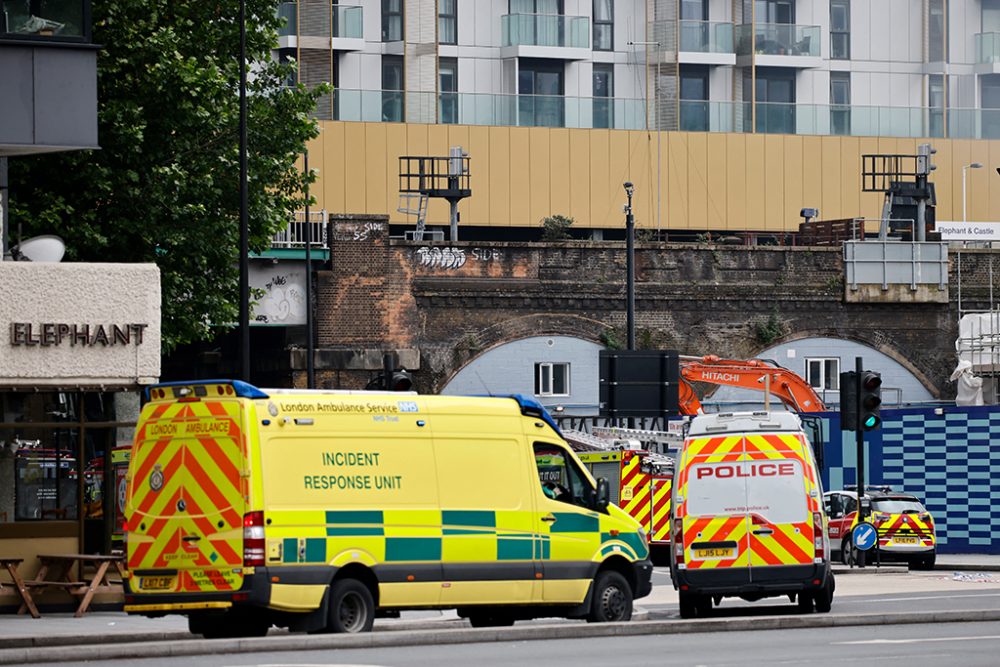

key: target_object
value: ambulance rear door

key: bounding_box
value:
[126,384,250,596]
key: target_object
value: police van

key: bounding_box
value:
[669,411,834,617]
[122,381,652,636]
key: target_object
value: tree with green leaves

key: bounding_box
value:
[9,0,323,352]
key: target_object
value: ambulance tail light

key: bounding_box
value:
[243,511,266,566]
[812,512,825,559]
[122,518,129,546]
[873,512,890,525]
[673,519,684,566]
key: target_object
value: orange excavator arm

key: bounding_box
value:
[678,355,828,415]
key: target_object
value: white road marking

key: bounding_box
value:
[833,635,1000,645]
[860,592,1000,602]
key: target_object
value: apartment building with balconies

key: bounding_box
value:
[280,1,1000,238]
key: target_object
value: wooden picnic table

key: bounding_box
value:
[1,557,40,619]
[18,553,126,618]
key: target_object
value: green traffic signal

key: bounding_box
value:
[859,370,882,431]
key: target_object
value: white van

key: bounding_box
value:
[669,412,834,617]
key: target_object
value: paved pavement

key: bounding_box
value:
[0,553,997,650]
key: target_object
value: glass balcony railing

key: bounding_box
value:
[679,101,751,132]
[736,23,820,57]
[325,90,1000,140]
[277,3,362,39]
[975,32,1000,64]
[333,5,363,39]
[331,89,646,129]
[1,0,89,41]
[501,13,589,49]
[277,2,296,37]
[679,21,734,54]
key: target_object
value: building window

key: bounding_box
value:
[519,59,564,127]
[929,0,946,62]
[751,68,795,134]
[755,0,794,24]
[535,362,570,396]
[982,75,1000,139]
[830,0,850,60]
[806,358,840,392]
[929,74,945,138]
[593,64,613,128]
[681,0,708,20]
[593,0,613,51]
[382,56,404,122]
[830,72,850,135]
[439,0,457,45]
[680,65,709,131]
[382,0,403,42]
[0,391,137,552]
[439,58,458,124]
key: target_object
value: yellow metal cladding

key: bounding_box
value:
[310,122,1000,232]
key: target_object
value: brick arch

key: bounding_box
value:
[439,314,611,389]
[753,329,942,399]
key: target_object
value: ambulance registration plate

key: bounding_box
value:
[892,536,919,545]
[694,547,735,560]
[140,576,175,591]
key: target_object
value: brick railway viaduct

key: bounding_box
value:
[299,215,997,400]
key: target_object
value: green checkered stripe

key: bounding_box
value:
[275,509,617,564]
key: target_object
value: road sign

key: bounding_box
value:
[852,521,878,552]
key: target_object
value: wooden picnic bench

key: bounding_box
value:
[18,553,126,618]
[1,557,40,619]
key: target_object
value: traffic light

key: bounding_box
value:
[388,369,413,392]
[839,371,858,432]
[858,371,882,431]
[364,369,413,391]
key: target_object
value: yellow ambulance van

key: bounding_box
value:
[122,381,652,637]
[669,411,834,618]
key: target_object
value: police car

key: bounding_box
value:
[824,487,936,570]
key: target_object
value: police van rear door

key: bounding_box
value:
[742,432,815,580]
[681,433,751,582]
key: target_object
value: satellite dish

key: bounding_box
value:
[12,235,66,262]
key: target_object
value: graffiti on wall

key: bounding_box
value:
[249,264,306,325]
[333,222,383,242]
[415,247,503,270]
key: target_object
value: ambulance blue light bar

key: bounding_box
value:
[508,394,563,437]
[144,380,271,401]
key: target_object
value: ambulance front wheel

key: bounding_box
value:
[326,578,375,633]
[586,570,633,623]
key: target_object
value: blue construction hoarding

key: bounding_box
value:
[818,405,1000,554]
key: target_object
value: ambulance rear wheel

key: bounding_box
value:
[586,570,633,623]
[678,591,698,619]
[694,594,712,617]
[326,578,375,633]
[796,591,814,613]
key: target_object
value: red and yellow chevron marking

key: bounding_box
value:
[747,517,815,566]
[683,516,750,569]
[650,478,672,543]
[878,514,936,547]
[619,454,652,528]
[126,399,246,593]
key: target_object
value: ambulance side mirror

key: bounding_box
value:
[595,478,610,512]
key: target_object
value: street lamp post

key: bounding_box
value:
[624,182,635,351]
[963,162,983,224]
[238,0,250,382]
